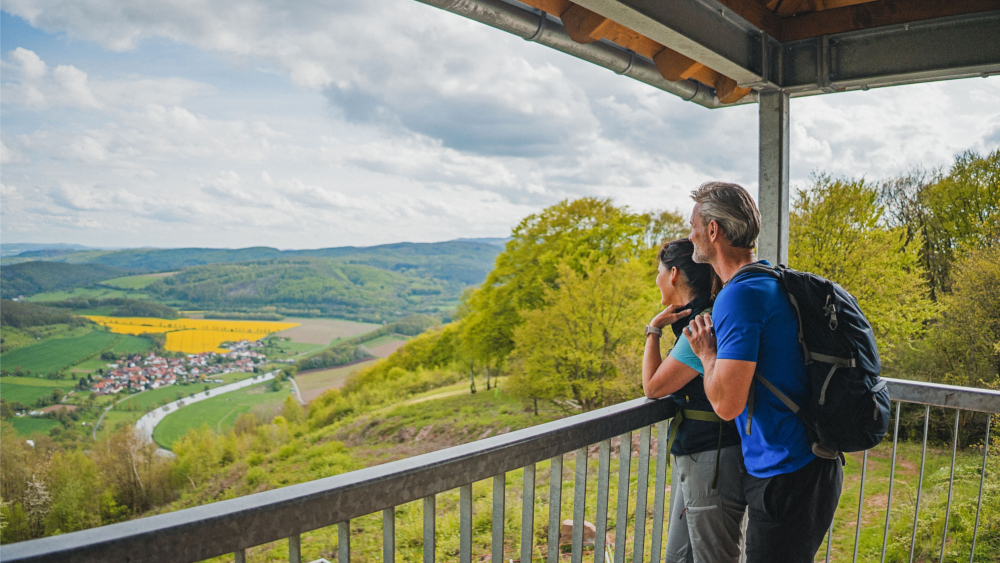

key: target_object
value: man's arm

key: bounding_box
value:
[684,314,756,421]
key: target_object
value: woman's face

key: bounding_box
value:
[656,262,675,306]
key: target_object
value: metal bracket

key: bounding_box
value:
[525,10,547,42]
[816,35,838,93]
[738,31,773,89]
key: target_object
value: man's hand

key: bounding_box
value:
[648,305,691,330]
[684,313,716,360]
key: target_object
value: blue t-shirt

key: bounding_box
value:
[714,261,815,477]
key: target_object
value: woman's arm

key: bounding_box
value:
[641,304,696,399]
[643,336,700,398]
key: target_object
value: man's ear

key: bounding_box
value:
[707,220,719,242]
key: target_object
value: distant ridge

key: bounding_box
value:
[0,242,96,258]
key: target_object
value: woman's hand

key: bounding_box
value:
[649,304,691,330]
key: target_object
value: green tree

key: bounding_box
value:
[790,176,940,361]
[463,198,654,363]
[880,149,1000,298]
[509,259,656,411]
[899,247,1000,388]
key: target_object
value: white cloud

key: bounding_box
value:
[1,1,998,248]
[9,47,47,79]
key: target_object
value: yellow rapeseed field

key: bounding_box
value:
[85,316,300,354]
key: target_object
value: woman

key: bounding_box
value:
[642,238,746,563]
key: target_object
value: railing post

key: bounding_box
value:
[547,456,563,563]
[970,414,992,562]
[424,496,436,563]
[460,484,473,563]
[493,475,506,563]
[522,464,536,563]
[289,534,301,563]
[632,427,651,563]
[614,432,632,563]
[235,549,246,563]
[339,521,351,563]
[571,448,588,563]
[650,421,668,563]
[594,440,612,563]
[384,508,396,563]
[852,449,868,563]
[881,401,902,563]
[909,405,931,563]
[940,409,961,563]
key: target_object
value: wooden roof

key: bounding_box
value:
[517,0,1000,103]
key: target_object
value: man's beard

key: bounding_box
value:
[692,241,712,264]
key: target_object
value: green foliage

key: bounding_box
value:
[897,247,1000,389]
[509,259,655,411]
[880,149,1000,298]
[0,261,128,299]
[0,300,79,328]
[109,299,179,319]
[790,176,940,359]
[462,198,657,364]
[0,330,119,375]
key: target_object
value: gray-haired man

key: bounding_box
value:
[684,182,842,562]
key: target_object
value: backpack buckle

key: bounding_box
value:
[823,294,838,330]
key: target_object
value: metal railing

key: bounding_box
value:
[4,378,998,563]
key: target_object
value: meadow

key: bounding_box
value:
[0,376,74,405]
[0,329,118,374]
[273,318,381,345]
[24,287,136,302]
[154,379,292,448]
[85,316,300,354]
[296,360,377,402]
[115,372,257,413]
[9,416,61,437]
[100,272,177,290]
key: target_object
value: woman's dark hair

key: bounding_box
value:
[658,238,721,302]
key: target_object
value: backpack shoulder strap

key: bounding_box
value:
[745,371,803,435]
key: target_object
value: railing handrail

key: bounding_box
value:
[3,378,998,563]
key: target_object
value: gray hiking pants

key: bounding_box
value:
[664,446,747,563]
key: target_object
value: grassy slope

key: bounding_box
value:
[9,417,61,437]
[24,287,138,302]
[101,274,174,289]
[154,380,292,448]
[0,376,73,404]
[0,329,118,373]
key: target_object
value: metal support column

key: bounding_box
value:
[758,89,790,266]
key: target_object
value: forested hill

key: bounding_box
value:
[0,262,128,300]
[0,240,505,281]
[143,259,466,320]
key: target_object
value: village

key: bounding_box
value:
[90,339,270,395]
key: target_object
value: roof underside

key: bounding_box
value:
[419,0,1000,107]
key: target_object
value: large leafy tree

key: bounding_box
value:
[461,198,670,367]
[509,259,657,411]
[789,177,940,362]
[880,149,1000,298]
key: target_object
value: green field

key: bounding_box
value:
[112,334,154,355]
[0,376,73,405]
[361,333,408,348]
[154,380,292,448]
[100,274,171,289]
[115,372,256,413]
[0,327,39,353]
[0,330,118,374]
[24,287,136,302]
[9,417,61,436]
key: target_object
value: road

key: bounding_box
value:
[134,371,276,442]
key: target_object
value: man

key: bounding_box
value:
[683,181,842,562]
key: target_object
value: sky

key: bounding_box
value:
[1,1,999,250]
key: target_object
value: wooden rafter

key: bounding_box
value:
[518,0,752,103]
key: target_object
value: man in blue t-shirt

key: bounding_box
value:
[681,182,843,563]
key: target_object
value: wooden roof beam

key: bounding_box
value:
[520,0,753,103]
